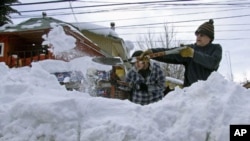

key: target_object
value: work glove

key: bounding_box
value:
[129,82,148,92]
[139,49,153,62]
[134,83,148,92]
[180,47,194,58]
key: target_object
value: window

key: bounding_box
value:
[0,43,4,57]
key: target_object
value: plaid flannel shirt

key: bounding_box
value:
[125,61,165,105]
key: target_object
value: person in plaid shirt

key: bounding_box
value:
[125,50,165,105]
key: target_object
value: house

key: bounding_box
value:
[72,22,132,70]
[0,13,105,68]
[73,22,130,59]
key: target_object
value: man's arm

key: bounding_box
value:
[150,48,188,65]
[193,44,222,70]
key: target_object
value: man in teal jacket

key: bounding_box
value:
[141,19,222,87]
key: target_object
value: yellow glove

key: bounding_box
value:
[180,47,194,58]
[139,49,153,62]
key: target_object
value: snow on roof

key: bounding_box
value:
[20,20,43,29]
[0,23,16,31]
[72,22,119,38]
[72,22,134,57]
[0,17,66,32]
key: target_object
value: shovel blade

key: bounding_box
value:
[92,57,124,66]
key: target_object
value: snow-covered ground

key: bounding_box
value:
[0,57,249,141]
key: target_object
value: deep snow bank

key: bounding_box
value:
[0,60,249,141]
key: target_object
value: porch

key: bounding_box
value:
[8,48,54,67]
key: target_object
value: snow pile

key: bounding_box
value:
[0,57,249,141]
[72,22,119,38]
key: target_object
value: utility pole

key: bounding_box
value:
[225,51,233,81]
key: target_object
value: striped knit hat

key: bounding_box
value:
[195,19,214,42]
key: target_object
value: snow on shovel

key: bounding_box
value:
[92,46,187,66]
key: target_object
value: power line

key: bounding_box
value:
[117,23,250,30]
[129,37,250,43]
[69,1,78,24]
[8,0,75,6]
[13,6,248,20]
[12,0,250,14]
[7,0,250,42]
[11,0,197,7]
[71,14,250,31]
[70,7,248,24]
[11,6,250,30]
[118,29,250,36]
[10,1,250,32]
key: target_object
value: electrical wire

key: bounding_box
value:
[6,0,250,42]
[69,1,78,24]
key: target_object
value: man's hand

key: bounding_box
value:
[139,49,153,60]
[180,47,194,58]
[129,82,148,92]
[134,83,148,92]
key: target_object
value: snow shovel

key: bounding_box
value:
[92,46,187,66]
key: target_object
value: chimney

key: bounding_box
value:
[110,22,115,30]
[42,12,47,18]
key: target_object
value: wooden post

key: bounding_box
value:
[110,85,116,98]
[39,54,46,60]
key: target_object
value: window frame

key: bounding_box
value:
[0,43,4,57]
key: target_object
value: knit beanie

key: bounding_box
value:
[130,50,143,63]
[130,50,149,63]
[195,19,214,42]
[132,50,143,58]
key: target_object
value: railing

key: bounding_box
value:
[9,49,46,58]
[7,49,53,67]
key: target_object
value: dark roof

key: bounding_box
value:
[0,16,81,45]
[0,16,73,33]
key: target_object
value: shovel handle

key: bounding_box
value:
[148,52,166,58]
[147,46,187,59]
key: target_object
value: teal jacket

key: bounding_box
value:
[151,43,222,87]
